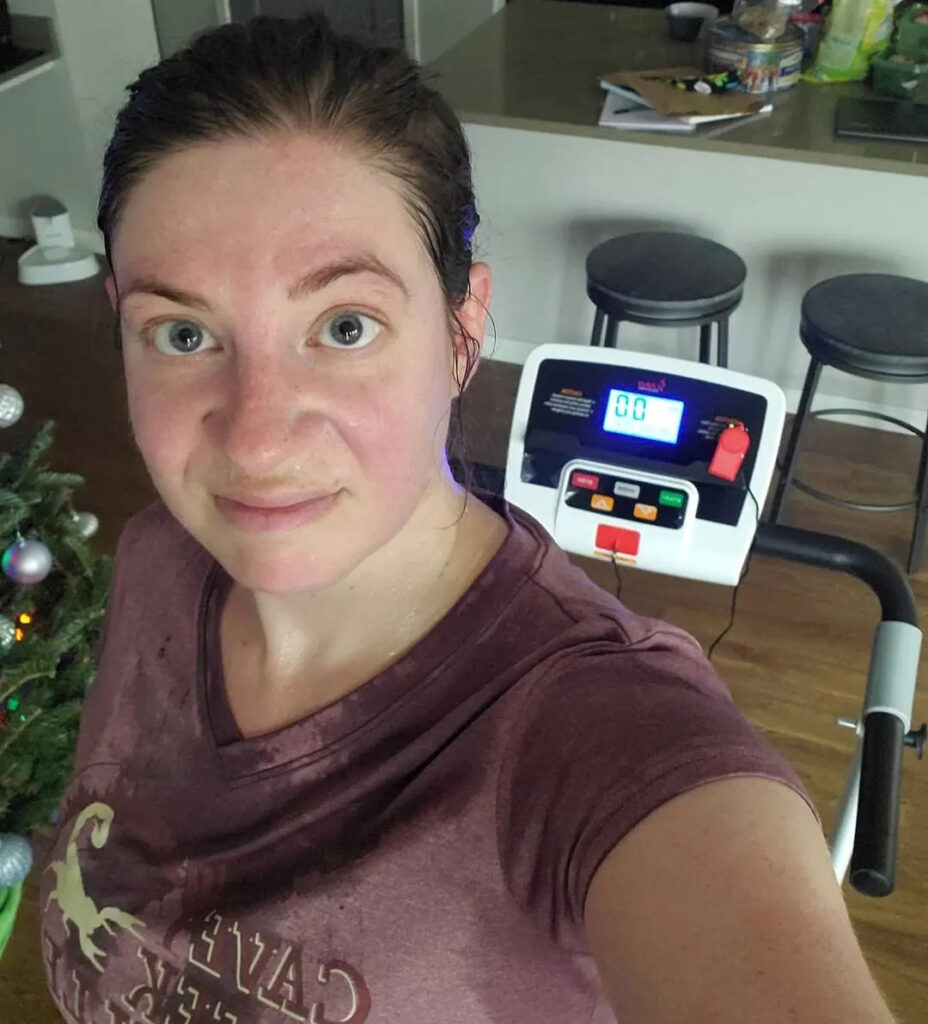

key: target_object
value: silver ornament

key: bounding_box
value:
[72,511,99,539]
[2,538,53,585]
[0,833,32,887]
[0,616,14,652]
[0,385,24,429]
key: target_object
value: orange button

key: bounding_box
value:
[591,494,615,512]
[571,471,599,490]
[634,503,658,522]
[596,524,640,556]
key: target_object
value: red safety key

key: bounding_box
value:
[708,423,750,482]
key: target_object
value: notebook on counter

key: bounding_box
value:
[834,98,928,144]
[598,86,772,134]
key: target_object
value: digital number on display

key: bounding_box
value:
[602,389,684,444]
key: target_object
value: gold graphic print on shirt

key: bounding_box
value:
[44,801,146,971]
[42,797,373,1021]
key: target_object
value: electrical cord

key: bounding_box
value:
[610,543,623,603]
[707,470,761,661]
[607,467,763,661]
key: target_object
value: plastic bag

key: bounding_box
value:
[732,0,791,41]
[808,0,894,81]
[871,51,928,97]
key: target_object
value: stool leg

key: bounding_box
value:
[591,308,604,347]
[769,358,822,524]
[699,324,712,364]
[604,317,620,349]
[906,407,928,574]
[716,318,729,368]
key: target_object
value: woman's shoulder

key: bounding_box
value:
[110,500,214,598]
[503,498,708,657]
[116,500,203,556]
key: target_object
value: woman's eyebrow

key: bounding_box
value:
[288,254,410,301]
[119,253,410,310]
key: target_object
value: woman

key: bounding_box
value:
[39,14,895,1023]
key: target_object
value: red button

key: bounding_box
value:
[720,423,750,454]
[708,423,750,482]
[596,524,640,556]
[571,471,599,490]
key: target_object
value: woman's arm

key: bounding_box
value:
[584,776,896,1023]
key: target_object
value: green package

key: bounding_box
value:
[897,5,928,62]
[808,0,894,82]
[872,51,928,97]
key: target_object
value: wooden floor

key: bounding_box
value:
[1,236,926,1021]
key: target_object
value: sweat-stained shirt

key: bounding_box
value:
[38,490,814,1024]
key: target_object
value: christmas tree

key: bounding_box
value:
[0,383,111,958]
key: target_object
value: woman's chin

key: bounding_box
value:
[220,543,349,595]
[180,490,357,593]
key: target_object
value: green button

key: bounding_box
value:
[658,489,685,508]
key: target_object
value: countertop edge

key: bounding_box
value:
[456,108,928,180]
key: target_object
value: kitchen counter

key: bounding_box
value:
[428,0,927,179]
[421,0,928,430]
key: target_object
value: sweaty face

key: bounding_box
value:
[110,131,466,593]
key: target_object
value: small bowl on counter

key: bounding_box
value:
[665,2,720,43]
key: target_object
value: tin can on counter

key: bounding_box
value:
[708,18,803,93]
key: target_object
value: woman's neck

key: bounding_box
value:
[220,484,509,717]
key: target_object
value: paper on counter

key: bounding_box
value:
[598,90,772,132]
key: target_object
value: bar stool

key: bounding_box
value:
[769,273,928,574]
[586,231,746,366]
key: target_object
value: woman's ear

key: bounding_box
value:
[451,261,493,396]
[104,274,119,313]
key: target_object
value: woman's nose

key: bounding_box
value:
[211,357,306,477]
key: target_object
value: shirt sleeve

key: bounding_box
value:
[72,503,167,772]
[496,628,819,949]
[72,518,134,772]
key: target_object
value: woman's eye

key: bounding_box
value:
[150,319,218,357]
[318,311,381,350]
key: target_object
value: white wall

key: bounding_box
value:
[0,0,504,245]
[405,0,504,65]
[150,0,221,58]
[1,0,159,246]
[466,122,928,426]
[52,0,160,215]
[1,0,94,237]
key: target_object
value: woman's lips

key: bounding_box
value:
[214,490,341,533]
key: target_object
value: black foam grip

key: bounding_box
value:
[850,712,905,897]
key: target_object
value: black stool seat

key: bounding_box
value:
[801,275,928,379]
[586,231,746,322]
[771,272,928,575]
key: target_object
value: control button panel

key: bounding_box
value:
[565,469,688,530]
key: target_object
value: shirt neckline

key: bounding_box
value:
[196,491,545,783]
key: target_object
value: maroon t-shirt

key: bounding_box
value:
[38,492,814,1023]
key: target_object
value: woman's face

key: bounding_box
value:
[107,131,489,593]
